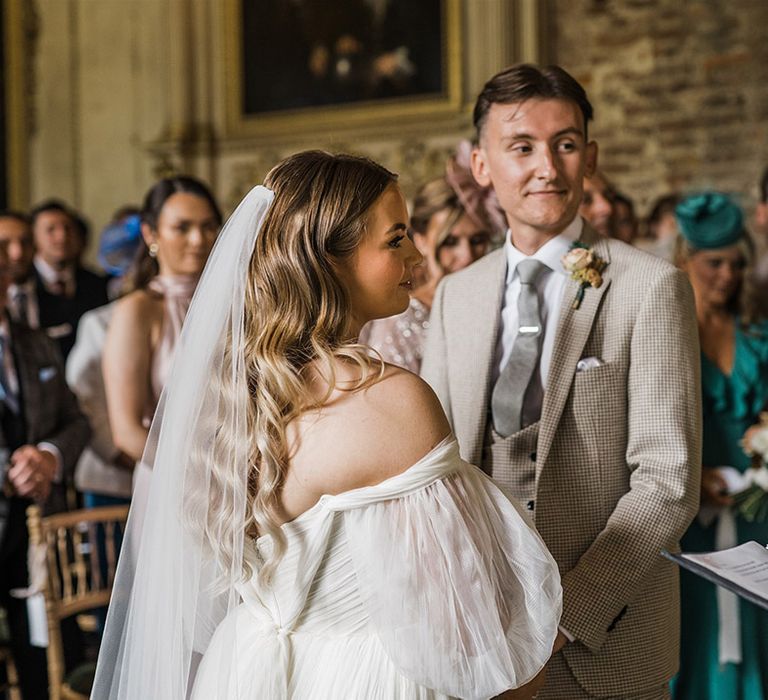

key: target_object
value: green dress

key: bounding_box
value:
[673,322,768,700]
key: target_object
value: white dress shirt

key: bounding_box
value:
[493,217,583,423]
[33,256,76,297]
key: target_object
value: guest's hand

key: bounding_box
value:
[492,666,546,699]
[701,467,733,507]
[8,445,57,501]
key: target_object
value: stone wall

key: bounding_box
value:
[553,0,768,219]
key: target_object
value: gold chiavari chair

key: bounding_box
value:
[0,605,22,700]
[26,504,128,700]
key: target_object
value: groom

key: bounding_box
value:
[421,64,701,699]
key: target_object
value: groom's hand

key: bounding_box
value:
[551,630,569,655]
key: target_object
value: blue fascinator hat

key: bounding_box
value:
[675,192,744,250]
[98,214,143,276]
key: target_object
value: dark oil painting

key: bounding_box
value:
[241,0,445,115]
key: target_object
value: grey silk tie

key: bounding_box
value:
[491,258,548,437]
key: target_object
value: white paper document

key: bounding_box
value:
[664,541,768,610]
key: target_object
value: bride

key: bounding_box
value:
[92,151,561,700]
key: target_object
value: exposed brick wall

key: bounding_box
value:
[553,0,768,219]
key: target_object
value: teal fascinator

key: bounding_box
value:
[675,192,744,250]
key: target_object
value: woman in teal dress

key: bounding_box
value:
[673,192,768,700]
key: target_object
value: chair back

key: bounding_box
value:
[26,504,129,700]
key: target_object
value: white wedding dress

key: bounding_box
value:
[191,437,561,700]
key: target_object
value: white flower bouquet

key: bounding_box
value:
[736,413,768,522]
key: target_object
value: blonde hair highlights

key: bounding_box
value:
[216,151,396,582]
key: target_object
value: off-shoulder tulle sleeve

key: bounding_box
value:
[328,444,562,700]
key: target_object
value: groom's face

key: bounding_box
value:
[472,98,597,240]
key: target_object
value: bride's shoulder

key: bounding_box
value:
[362,363,450,439]
[291,364,451,496]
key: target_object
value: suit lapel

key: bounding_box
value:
[10,323,39,441]
[453,250,506,464]
[537,225,612,472]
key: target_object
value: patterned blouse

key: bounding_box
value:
[358,297,430,374]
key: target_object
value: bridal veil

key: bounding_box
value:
[92,185,274,698]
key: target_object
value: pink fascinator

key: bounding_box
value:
[445,140,507,235]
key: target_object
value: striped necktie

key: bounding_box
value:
[0,335,19,414]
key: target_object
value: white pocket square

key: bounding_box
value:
[576,356,605,372]
[38,366,57,382]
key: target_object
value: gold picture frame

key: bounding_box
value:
[222,0,463,142]
[2,0,32,207]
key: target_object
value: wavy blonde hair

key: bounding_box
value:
[209,151,395,582]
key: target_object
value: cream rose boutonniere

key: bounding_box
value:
[561,242,607,309]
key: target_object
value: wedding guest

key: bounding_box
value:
[672,192,768,700]
[67,215,145,511]
[579,170,614,237]
[0,239,90,699]
[612,190,639,245]
[636,193,681,261]
[31,200,109,359]
[102,177,221,501]
[753,167,768,307]
[0,211,36,324]
[359,142,502,372]
[423,63,701,699]
[64,209,147,639]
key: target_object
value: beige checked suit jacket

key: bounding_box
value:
[421,223,702,697]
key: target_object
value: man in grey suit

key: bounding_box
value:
[0,238,90,699]
[422,64,701,699]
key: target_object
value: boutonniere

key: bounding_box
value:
[561,242,607,309]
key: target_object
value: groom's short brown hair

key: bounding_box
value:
[473,64,594,140]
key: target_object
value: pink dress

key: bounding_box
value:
[132,275,199,505]
[146,274,199,406]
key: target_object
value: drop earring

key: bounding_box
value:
[149,242,159,258]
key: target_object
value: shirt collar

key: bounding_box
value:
[34,256,75,286]
[504,216,584,284]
